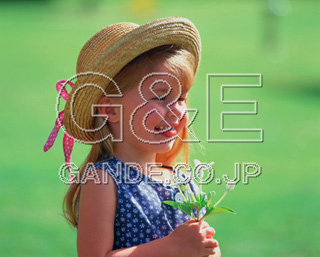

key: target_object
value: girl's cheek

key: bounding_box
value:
[153,103,170,116]
[179,110,189,128]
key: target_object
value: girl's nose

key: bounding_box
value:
[167,101,185,120]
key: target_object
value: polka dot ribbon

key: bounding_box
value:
[43,80,75,183]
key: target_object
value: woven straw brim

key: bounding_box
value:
[64,17,201,144]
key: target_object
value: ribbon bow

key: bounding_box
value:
[43,80,75,183]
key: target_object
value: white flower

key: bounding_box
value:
[194,159,201,167]
[194,159,215,193]
[206,161,215,169]
[194,159,215,175]
[171,165,192,186]
[174,192,185,203]
[226,180,236,191]
[193,159,206,180]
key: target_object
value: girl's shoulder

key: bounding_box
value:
[89,155,155,187]
[88,155,123,186]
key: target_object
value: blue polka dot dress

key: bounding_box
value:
[78,155,202,250]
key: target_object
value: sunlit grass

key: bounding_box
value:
[0,1,319,256]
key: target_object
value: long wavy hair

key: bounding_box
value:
[63,45,196,227]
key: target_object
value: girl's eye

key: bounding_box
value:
[151,96,186,102]
[152,97,165,101]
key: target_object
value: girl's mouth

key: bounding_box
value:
[155,126,178,137]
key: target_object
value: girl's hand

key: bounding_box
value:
[208,246,221,257]
[167,219,219,257]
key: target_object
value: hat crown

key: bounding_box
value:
[64,17,201,143]
[76,22,139,74]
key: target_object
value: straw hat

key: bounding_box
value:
[63,17,201,144]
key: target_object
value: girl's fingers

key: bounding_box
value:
[200,221,209,229]
[186,219,198,225]
[205,227,215,238]
[204,238,219,249]
[201,245,217,256]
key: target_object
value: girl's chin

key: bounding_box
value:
[149,140,176,153]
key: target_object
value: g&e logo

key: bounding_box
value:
[207,74,263,143]
[57,73,263,144]
[59,161,262,185]
[57,73,264,184]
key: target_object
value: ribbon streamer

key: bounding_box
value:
[43,80,75,184]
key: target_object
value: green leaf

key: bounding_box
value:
[202,206,236,220]
[163,200,193,217]
[206,191,216,207]
[191,201,201,213]
[196,192,206,204]
[192,193,207,211]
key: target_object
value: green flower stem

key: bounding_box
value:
[185,184,199,220]
[186,184,196,202]
[191,211,196,220]
[214,190,228,207]
[178,185,187,201]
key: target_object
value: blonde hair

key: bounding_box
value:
[63,45,196,227]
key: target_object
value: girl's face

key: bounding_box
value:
[112,62,189,155]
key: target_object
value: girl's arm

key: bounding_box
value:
[105,220,219,257]
[77,170,118,257]
[77,170,218,257]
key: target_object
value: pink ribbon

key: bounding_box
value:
[43,80,75,184]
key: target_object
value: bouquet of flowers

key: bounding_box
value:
[163,159,236,221]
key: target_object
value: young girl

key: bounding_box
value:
[45,17,221,257]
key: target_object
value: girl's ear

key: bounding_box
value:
[97,96,120,123]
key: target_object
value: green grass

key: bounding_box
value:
[0,0,319,256]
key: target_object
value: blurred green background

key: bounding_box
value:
[1,0,319,256]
